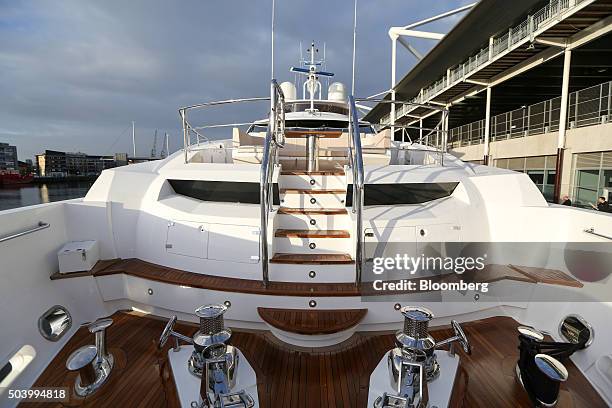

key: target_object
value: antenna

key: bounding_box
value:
[271,0,276,80]
[291,42,334,111]
[296,41,303,90]
[351,0,358,95]
[323,42,329,92]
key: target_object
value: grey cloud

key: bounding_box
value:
[0,0,471,159]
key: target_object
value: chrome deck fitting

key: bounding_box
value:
[65,318,114,397]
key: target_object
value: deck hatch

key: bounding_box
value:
[345,182,458,206]
[168,180,280,205]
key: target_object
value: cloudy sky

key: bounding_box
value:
[0,0,471,160]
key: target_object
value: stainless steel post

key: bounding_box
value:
[181,109,188,164]
[348,96,364,286]
[306,134,318,172]
[88,318,113,367]
[260,81,277,286]
[483,86,492,164]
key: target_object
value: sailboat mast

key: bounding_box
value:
[131,121,136,157]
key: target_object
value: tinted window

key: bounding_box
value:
[169,180,279,205]
[346,182,458,206]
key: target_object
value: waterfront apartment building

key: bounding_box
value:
[0,142,18,171]
[36,150,156,177]
[36,150,115,177]
[36,150,67,177]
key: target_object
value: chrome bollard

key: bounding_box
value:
[88,318,114,371]
[64,318,115,397]
[66,345,98,397]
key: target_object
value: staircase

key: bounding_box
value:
[268,169,356,282]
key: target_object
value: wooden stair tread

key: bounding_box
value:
[277,208,348,215]
[284,130,342,138]
[280,188,346,194]
[275,229,350,238]
[257,307,367,335]
[270,253,354,264]
[280,170,345,176]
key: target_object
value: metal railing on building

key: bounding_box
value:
[381,0,591,125]
[448,80,612,148]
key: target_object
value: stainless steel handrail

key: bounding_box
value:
[583,227,612,240]
[375,123,446,134]
[0,222,50,244]
[358,97,449,155]
[260,80,285,286]
[193,122,260,130]
[348,95,364,286]
[355,97,447,112]
[178,96,272,164]
[182,97,269,111]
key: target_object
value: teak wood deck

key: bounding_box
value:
[20,312,606,408]
[49,258,584,296]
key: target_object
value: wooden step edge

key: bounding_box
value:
[270,253,355,265]
[257,307,368,335]
[280,189,346,194]
[280,170,345,176]
[277,208,348,215]
[275,229,350,238]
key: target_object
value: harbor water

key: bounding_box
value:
[0,181,94,211]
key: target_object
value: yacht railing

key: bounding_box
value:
[373,123,447,165]
[179,97,269,164]
[0,222,50,244]
[349,98,448,285]
[347,95,365,285]
[260,80,286,286]
[359,97,448,156]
